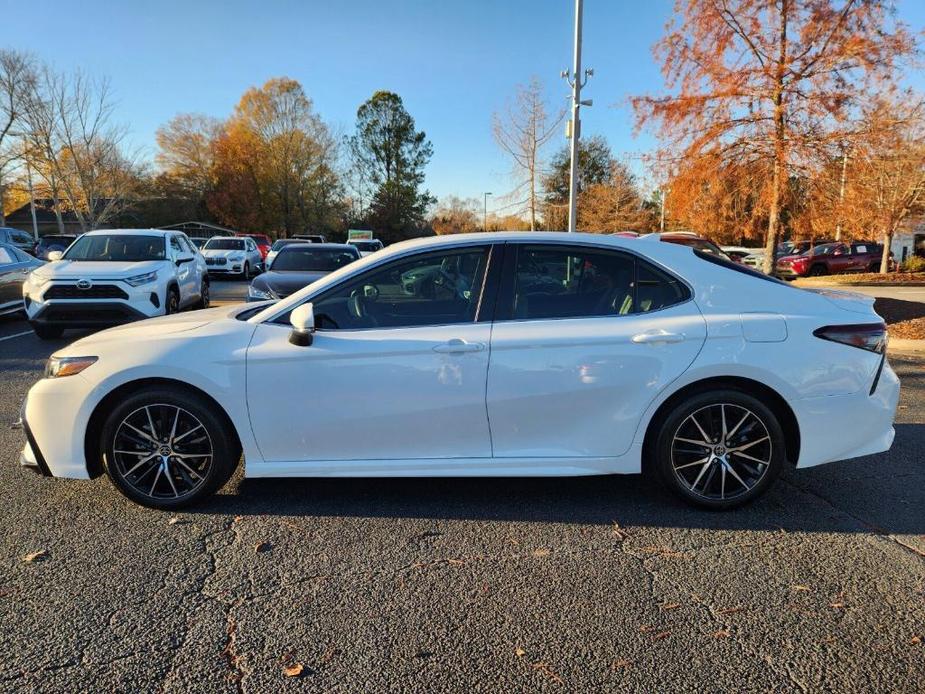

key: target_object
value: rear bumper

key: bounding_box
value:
[791,359,900,468]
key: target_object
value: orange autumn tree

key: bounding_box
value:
[633,0,916,273]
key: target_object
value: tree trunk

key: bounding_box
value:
[880,231,893,274]
[761,0,789,275]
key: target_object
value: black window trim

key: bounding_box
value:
[267,241,501,331]
[493,241,694,324]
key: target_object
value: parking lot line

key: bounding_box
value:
[0,330,33,343]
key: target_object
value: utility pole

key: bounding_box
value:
[835,151,848,241]
[483,192,492,231]
[659,189,667,232]
[562,0,592,233]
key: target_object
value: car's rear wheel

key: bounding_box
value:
[31,323,64,340]
[196,280,210,309]
[100,387,239,509]
[654,389,786,509]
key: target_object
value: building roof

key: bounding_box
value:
[160,221,237,235]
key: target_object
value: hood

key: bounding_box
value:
[804,288,879,316]
[254,270,330,298]
[34,259,164,279]
[776,254,806,264]
[59,305,236,353]
[202,248,246,259]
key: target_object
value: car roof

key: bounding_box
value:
[278,242,357,251]
[85,229,177,237]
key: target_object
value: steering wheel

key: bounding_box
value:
[348,286,380,326]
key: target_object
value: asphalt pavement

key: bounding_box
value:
[0,282,923,692]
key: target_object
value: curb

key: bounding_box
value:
[888,338,925,357]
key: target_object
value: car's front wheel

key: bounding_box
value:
[99,387,240,509]
[242,262,250,281]
[165,286,180,315]
[654,389,786,509]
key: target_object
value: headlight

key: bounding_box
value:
[124,271,158,287]
[248,285,276,300]
[26,272,51,289]
[44,356,98,379]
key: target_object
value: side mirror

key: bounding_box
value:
[289,302,316,347]
[47,251,63,261]
[176,254,194,266]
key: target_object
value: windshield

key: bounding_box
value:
[63,234,166,262]
[204,238,245,250]
[272,247,358,272]
[270,239,300,251]
[805,243,839,256]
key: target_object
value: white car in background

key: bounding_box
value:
[19,232,898,511]
[348,239,385,257]
[22,229,209,340]
[201,236,263,278]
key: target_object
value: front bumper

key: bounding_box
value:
[19,373,97,479]
[25,282,164,327]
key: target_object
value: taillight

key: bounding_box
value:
[813,323,887,353]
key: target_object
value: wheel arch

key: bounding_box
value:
[83,377,242,478]
[641,376,801,471]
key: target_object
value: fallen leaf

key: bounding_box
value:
[651,631,672,641]
[791,585,811,592]
[638,624,656,633]
[254,541,271,553]
[911,635,921,645]
[167,517,180,525]
[23,550,48,563]
[532,548,551,558]
[611,522,629,541]
[660,602,681,611]
[515,647,526,658]
[611,658,632,671]
[445,558,465,565]
[716,607,744,615]
[829,602,846,610]
[713,629,731,639]
[282,662,304,678]
[531,662,564,685]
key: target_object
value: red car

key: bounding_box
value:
[235,233,271,261]
[775,241,893,278]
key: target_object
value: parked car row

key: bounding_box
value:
[17,231,898,513]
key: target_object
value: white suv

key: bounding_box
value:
[200,236,264,278]
[23,229,209,339]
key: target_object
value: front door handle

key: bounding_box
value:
[433,338,486,354]
[632,330,684,344]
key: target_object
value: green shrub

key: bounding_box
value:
[901,255,925,273]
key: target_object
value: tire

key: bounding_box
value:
[242,262,250,281]
[165,286,180,315]
[653,389,786,510]
[99,386,240,509]
[31,323,64,340]
[196,280,210,310]
[807,264,827,277]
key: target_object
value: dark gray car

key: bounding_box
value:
[0,227,36,255]
[247,243,359,301]
[0,242,43,316]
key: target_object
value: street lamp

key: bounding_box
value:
[483,192,492,231]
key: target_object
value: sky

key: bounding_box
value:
[3,0,925,215]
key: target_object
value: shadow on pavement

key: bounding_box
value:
[181,422,924,535]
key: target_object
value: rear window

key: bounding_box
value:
[694,250,790,285]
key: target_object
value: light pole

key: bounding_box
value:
[483,192,492,231]
[659,188,667,233]
[562,0,592,233]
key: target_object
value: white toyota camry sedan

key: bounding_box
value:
[18,232,899,510]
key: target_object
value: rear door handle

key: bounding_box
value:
[632,330,684,344]
[433,338,486,354]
